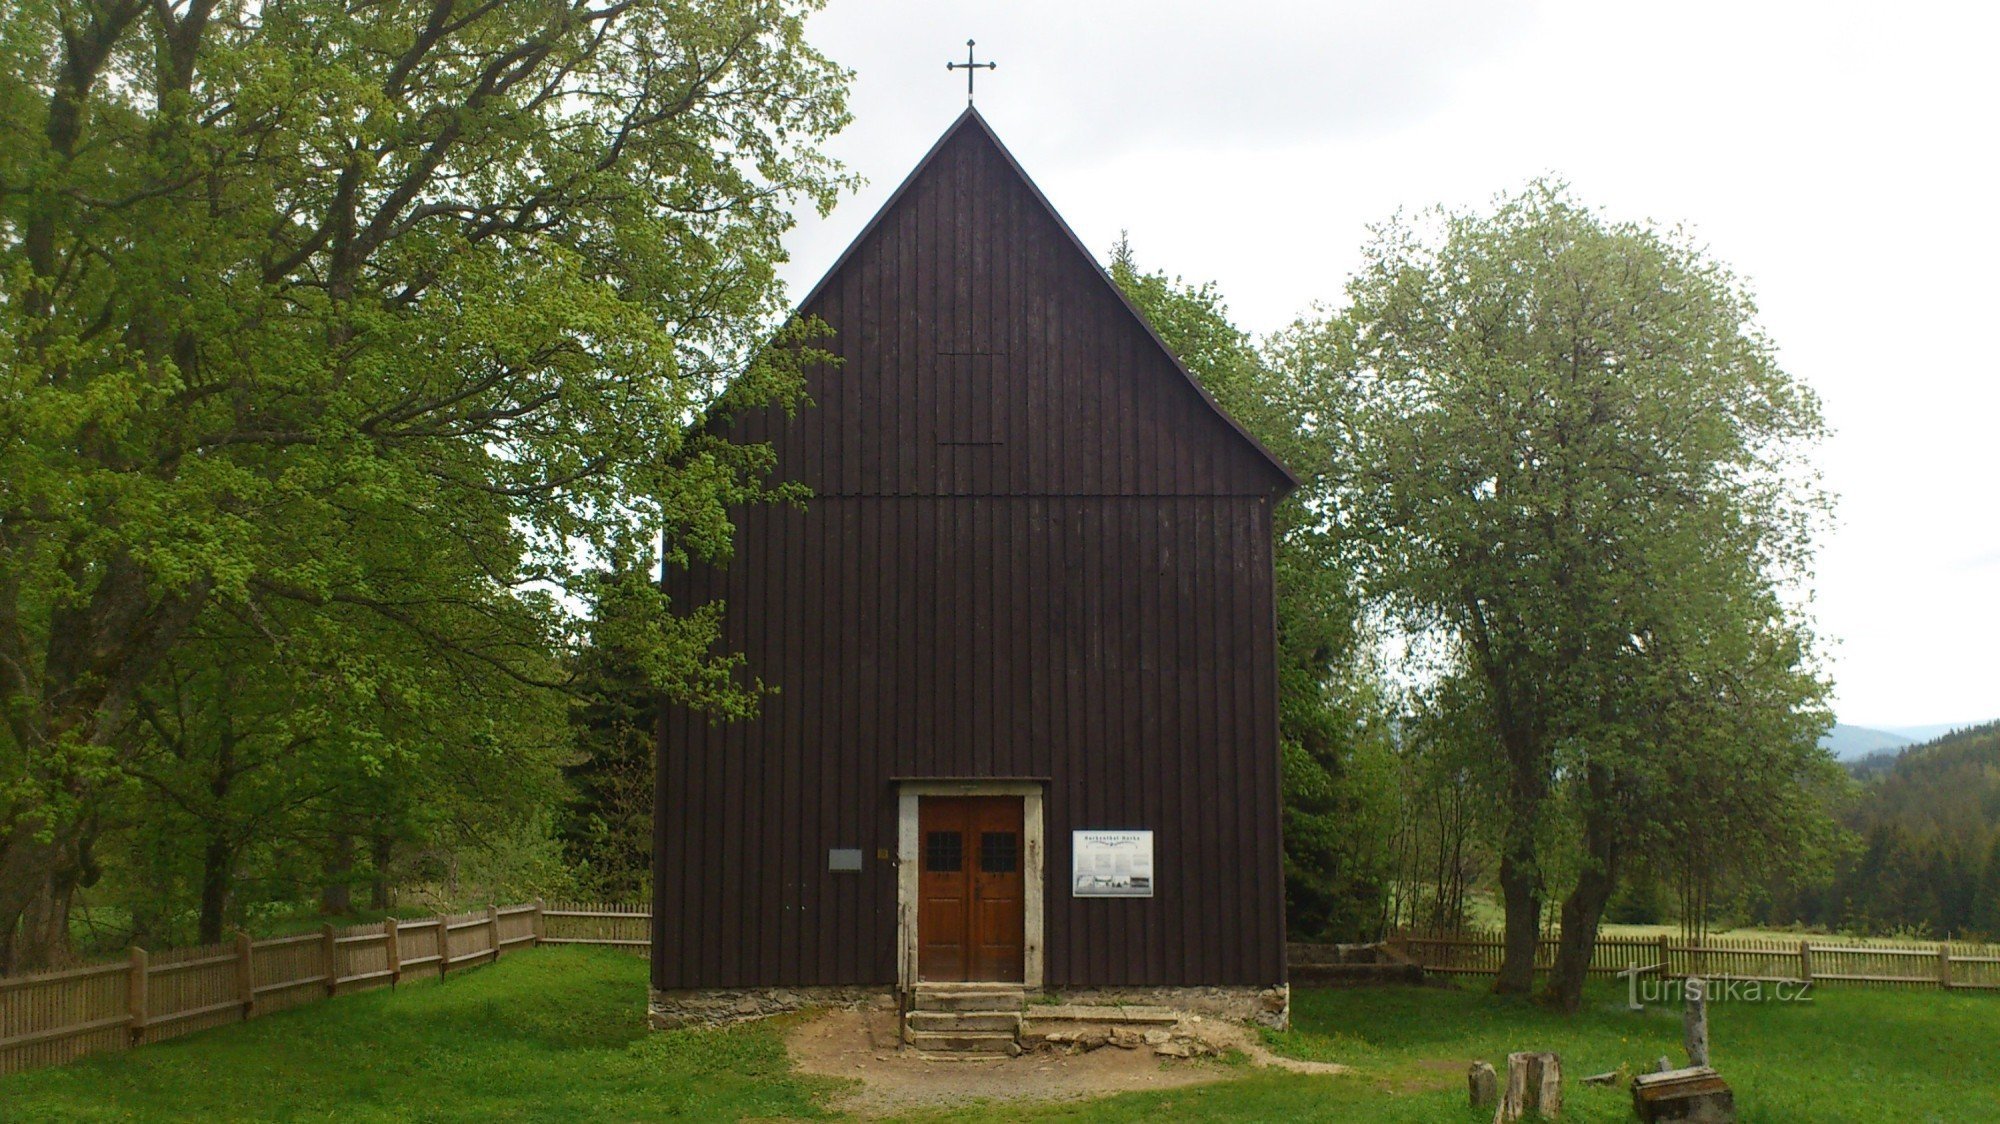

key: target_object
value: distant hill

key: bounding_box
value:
[1820,723,1916,760]
[1761,721,2000,938]
[1884,722,1995,743]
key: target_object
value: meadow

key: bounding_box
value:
[2,946,1992,1122]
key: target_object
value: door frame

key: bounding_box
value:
[897,781,1043,990]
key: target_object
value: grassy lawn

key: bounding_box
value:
[0,947,842,1122]
[927,983,2000,1123]
[4,946,1997,1122]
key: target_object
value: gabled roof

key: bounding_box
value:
[793,108,1298,493]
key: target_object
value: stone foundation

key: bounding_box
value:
[1040,984,1290,1030]
[648,986,895,1030]
[650,982,1290,1031]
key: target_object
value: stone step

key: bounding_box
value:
[910,986,1027,1012]
[906,1009,1024,1033]
[1024,1003,1180,1026]
[903,1030,1022,1055]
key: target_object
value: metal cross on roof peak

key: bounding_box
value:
[946,39,996,106]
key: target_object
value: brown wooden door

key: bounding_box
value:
[917,796,1025,982]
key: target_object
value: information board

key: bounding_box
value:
[1071,830,1154,897]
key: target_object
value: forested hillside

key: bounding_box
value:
[1756,722,2000,938]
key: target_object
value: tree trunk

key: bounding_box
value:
[198,833,232,945]
[1485,675,1548,997]
[1543,764,1622,1012]
[1543,862,1615,1012]
[321,831,355,916]
[199,723,238,945]
[0,827,85,973]
[17,871,77,971]
[369,829,394,911]
[1495,844,1542,995]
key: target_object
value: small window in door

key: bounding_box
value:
[980,831,1018,873]
[926,831,963,872]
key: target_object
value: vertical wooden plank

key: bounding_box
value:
[321,924,338,997]
[806,490,832,985]
[383,920,400,988]
[237,931,256,1017]
[1178,501,1207,985]
[127,947,148,1045]
[754,508,781,985]
[437,914,451,977]
[487,905,501,961]
[1250,500,1284,982]
[1080,501,1108,988]
[1200,502,1233,982]
[833,499,859,983]
[779,503,805,985]
[969,498,991,776]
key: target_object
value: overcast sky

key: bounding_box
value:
[774,0,1998,730]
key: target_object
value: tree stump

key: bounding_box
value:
[1494,1051,1561,1121]
[1632,1066,1734,1122]
[1683,978,1710,1067]
[1469,1061,1498,1108]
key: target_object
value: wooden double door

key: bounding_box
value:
[917,796,1025,982]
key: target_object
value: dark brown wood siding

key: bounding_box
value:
[654,111,1288,990]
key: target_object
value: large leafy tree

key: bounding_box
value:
[1110,242,1400,941]
[1286,181,1835,1008]
[0,0,849,968]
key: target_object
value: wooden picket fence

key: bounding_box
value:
[1391,928,2000,991]
[0,901,646,1078]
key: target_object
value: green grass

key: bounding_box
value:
[0,947,842,1122]
[919,983,2000,1123]
[4,948,1998,1122]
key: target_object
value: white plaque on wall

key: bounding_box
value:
[1071,830,1154,897]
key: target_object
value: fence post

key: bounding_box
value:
[322,923,338,998]
[1798,940,1812,985]
[532,897,544,947]
[1939,944,1953,990]
[436,913,451,976]
[487,904,501,961]
[236,931,255,1020]
[1657,934,1672,979]
[127,946,149,1045]
[384,917,401,987]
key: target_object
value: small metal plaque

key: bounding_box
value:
[828,848,864,872]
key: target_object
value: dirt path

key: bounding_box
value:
[784,1008,1350,1117]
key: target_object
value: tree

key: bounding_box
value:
[1976,834,2000,940]
[1286,181,1833,1008]
[0,0,850,968]
[560,568,670,902]
[1110,240,1399,941]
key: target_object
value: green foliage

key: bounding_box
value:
[560,568,670,902]
[1758,722,2000,939]
[1109,240,1396,940]
[1274,180,1838,1005]
[0,0,852,966]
